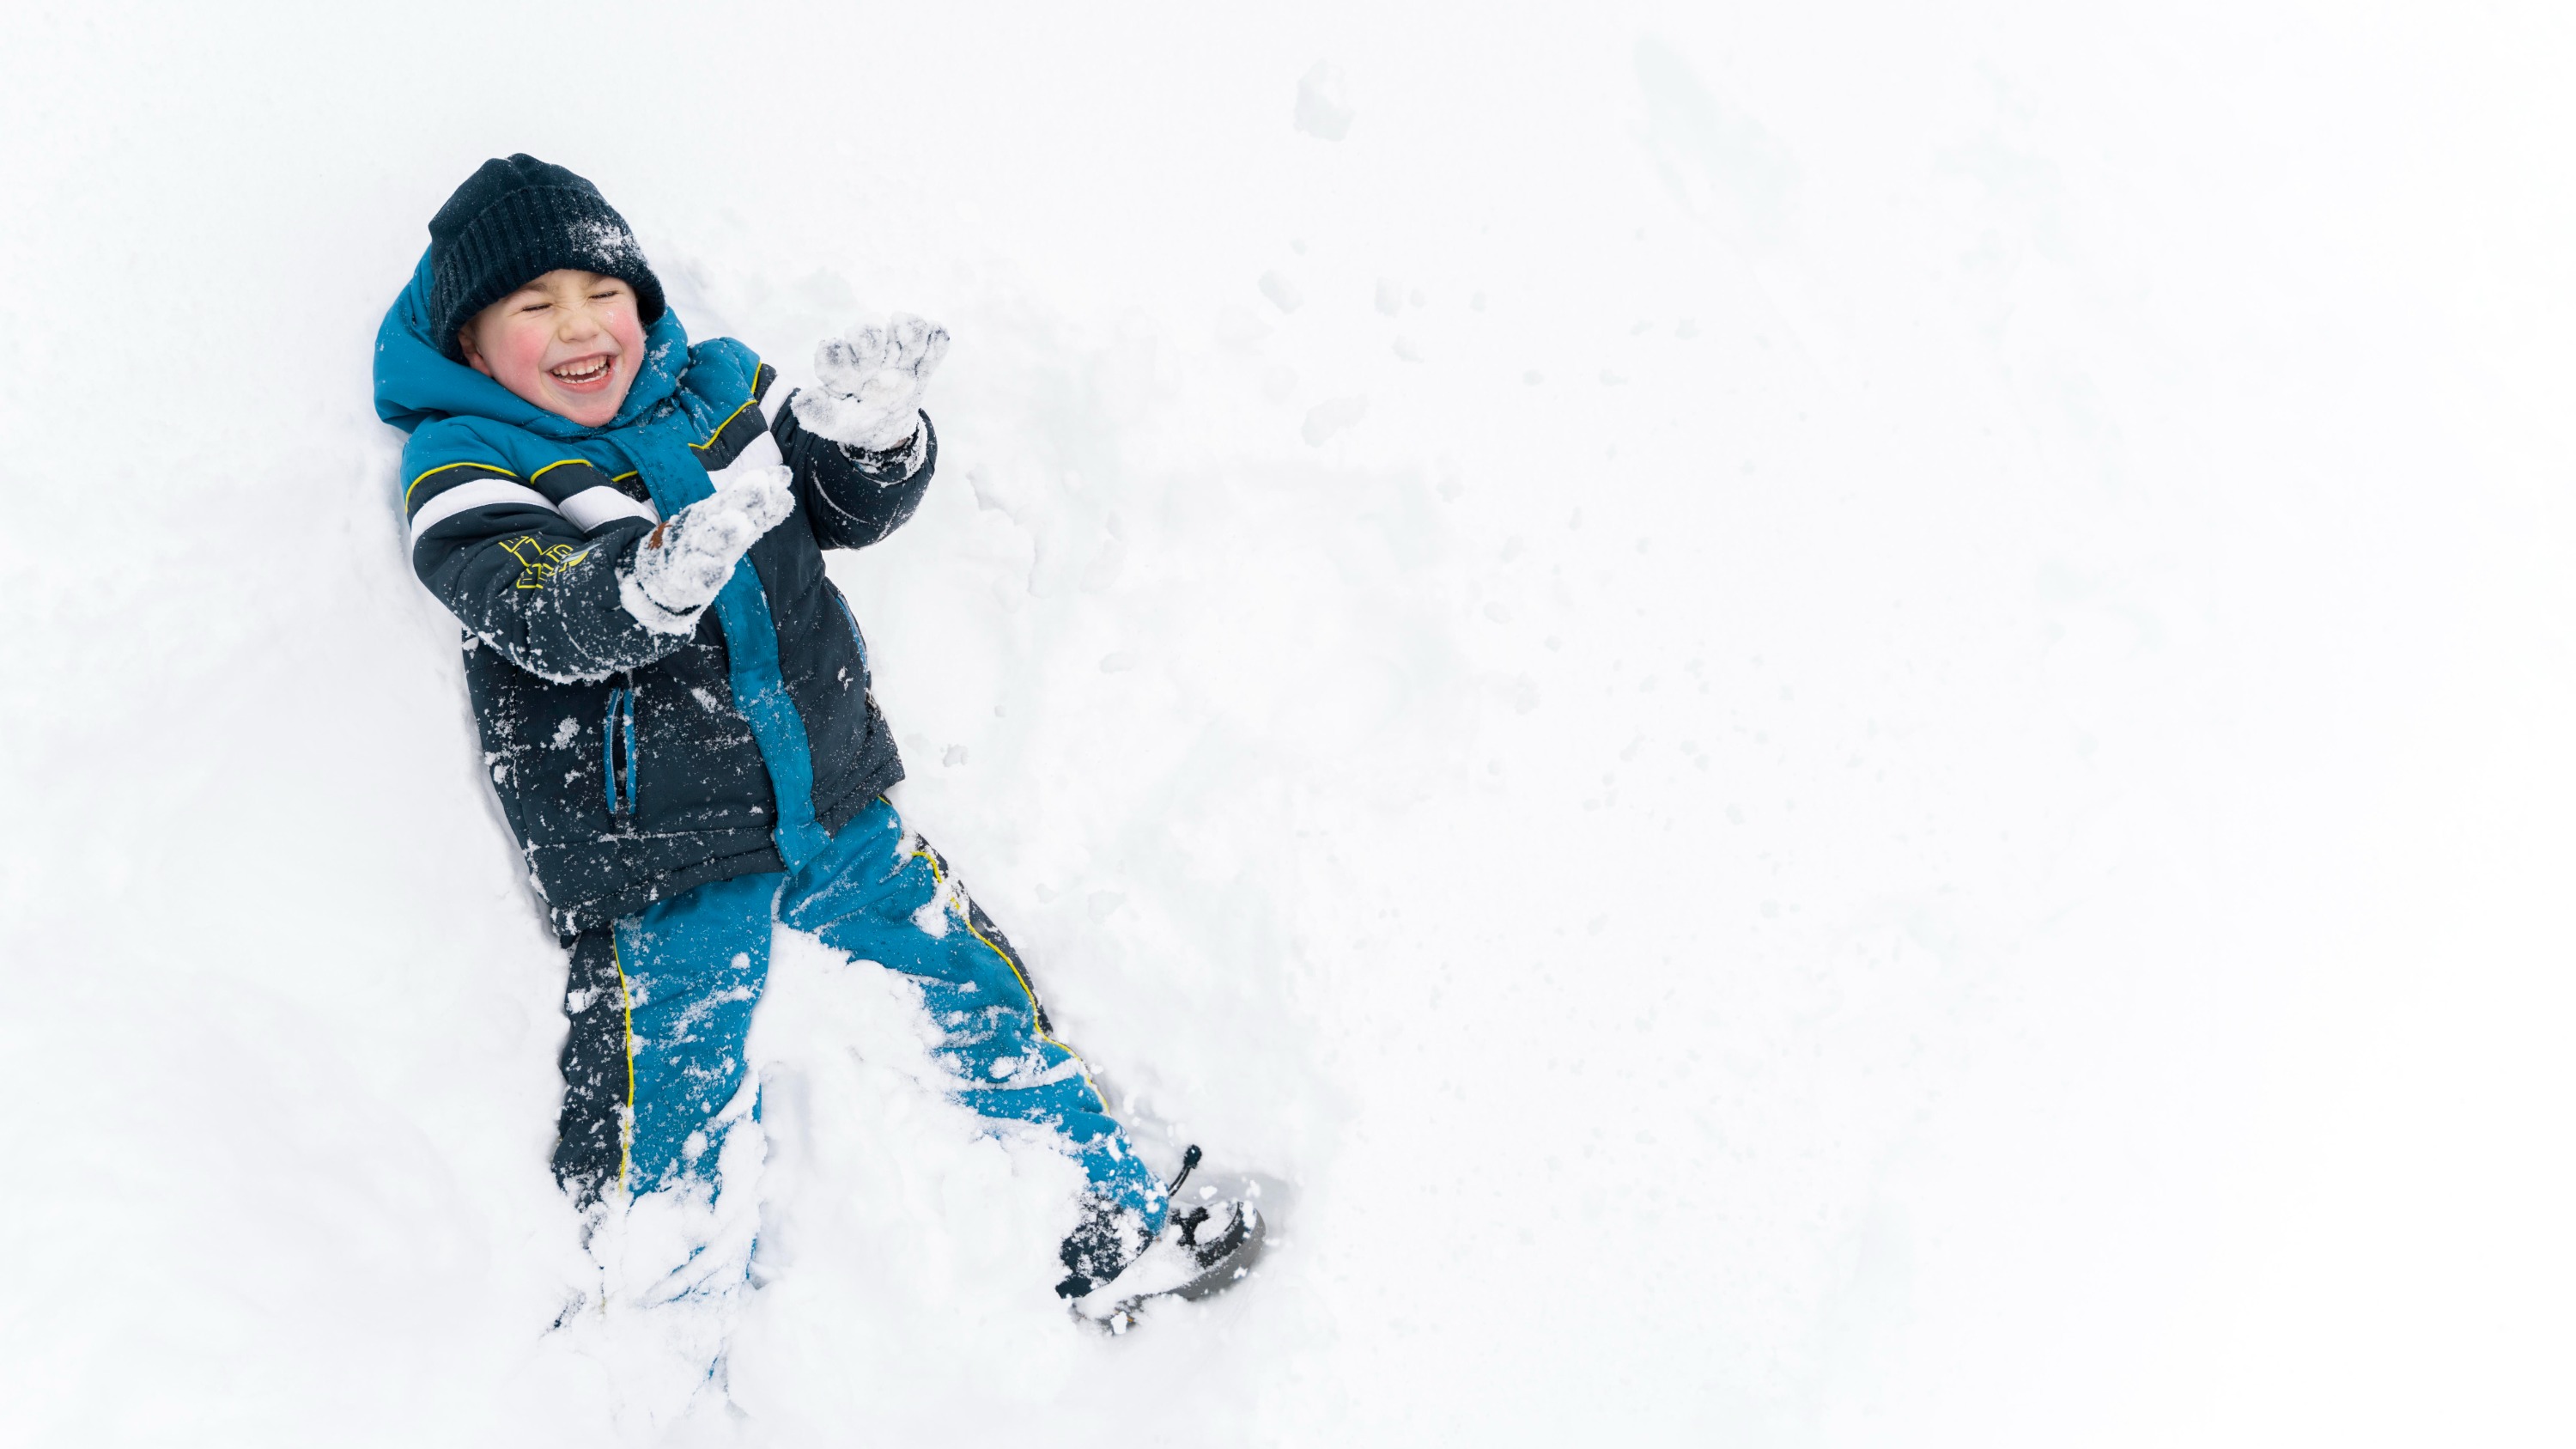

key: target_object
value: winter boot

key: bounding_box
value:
[1060,1146,1267,1324]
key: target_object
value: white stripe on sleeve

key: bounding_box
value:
[408,478,560,546]
[559,484,661,533]
[706,428,786,489]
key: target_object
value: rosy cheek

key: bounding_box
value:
[507,330,554,381]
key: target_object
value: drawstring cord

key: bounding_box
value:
[1166,1144,1202,1196]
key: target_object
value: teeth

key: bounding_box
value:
[552,357,610,381]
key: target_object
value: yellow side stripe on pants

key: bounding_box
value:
[611,935,638,1193]
[910,845,1104,1103]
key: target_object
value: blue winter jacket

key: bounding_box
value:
[373,253,934,940]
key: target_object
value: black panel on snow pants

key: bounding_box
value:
[554,932,629,1208]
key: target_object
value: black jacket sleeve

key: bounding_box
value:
[772,398,939,551]
[411,496,693,683]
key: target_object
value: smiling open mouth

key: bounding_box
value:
[550,356,614,384]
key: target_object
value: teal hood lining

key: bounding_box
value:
[373,247,692,439]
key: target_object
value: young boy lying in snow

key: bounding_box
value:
[371,155,1260,1334]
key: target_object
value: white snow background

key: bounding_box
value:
[3,2,2573,1444]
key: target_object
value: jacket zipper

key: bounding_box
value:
[602,679,641,819]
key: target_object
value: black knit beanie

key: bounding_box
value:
[427,155,666,360]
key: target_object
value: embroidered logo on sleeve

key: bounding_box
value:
[500,536,592,590]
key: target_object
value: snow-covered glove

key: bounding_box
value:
[793,313,951,454]
[617,467,796,633]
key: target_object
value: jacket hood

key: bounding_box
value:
[373,247,690,438]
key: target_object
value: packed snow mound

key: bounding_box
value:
[5,3,2576,1446]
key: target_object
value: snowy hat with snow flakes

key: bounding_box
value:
[424,154,666,360]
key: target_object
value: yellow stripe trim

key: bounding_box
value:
[529,458,598,485]
[611,934,637,1195]
[403,459,518,508]
[692,395,760,452]
[910,847,1104,1102]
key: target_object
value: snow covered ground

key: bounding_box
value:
[5,2,2574,1443]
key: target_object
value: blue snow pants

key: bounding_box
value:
[550,799,1167,1227]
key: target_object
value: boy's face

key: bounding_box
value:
[456,270,646,427]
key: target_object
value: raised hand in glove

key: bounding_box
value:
[617,466,797,633]
[793,312,951,454]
